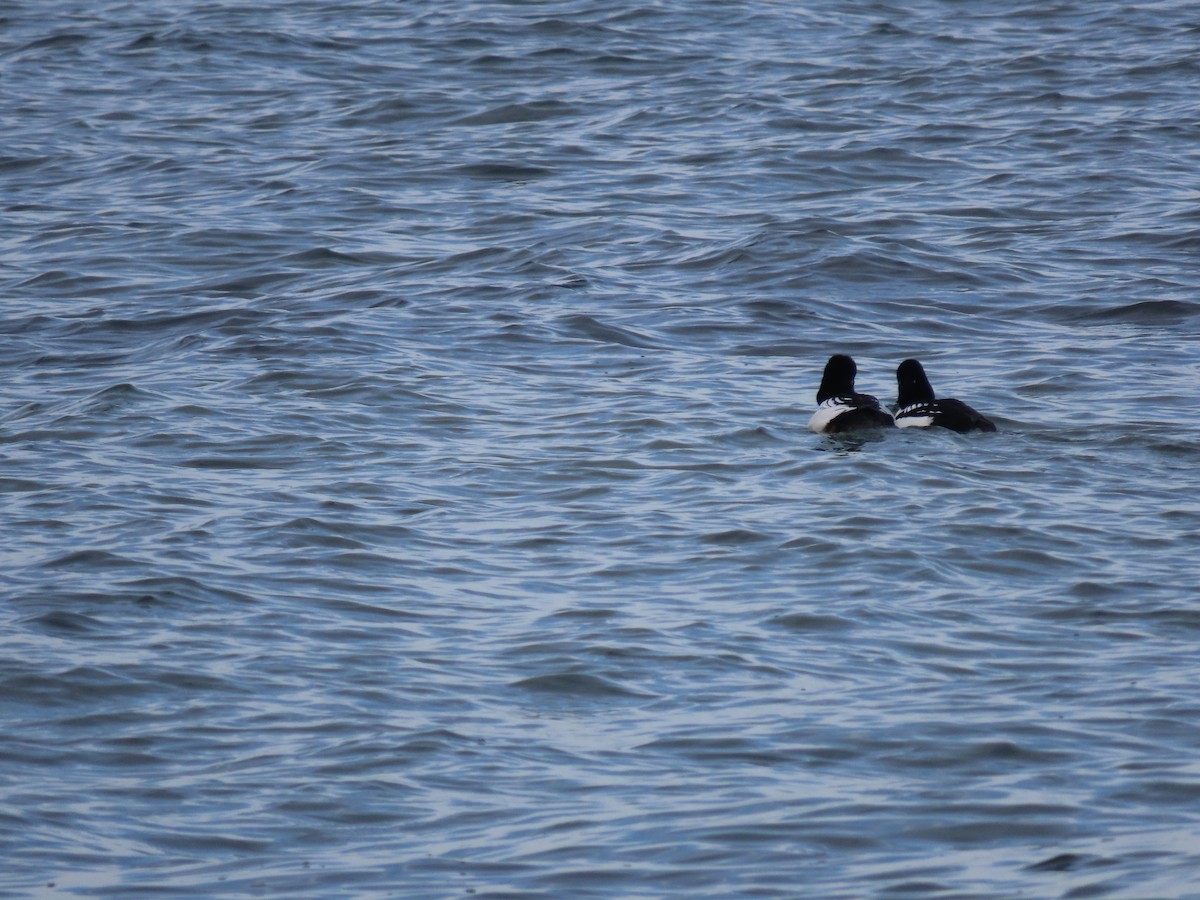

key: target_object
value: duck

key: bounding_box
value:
[808,354,896,433]
[893,359,996,433]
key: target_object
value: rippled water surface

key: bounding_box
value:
[4,1,1200,897]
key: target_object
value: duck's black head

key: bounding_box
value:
[896,358,936,407]
[817,354,857,403]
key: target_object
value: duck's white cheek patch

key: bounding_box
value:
[809,402,851,433]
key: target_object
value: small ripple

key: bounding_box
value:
[1071,298,1200,324]
[451,99,581,126]
[24,611,106,634]
[557,314,662,349]
[699,528,773,546]
[509,672,654,699]
[768,612,856,633]
[1026,852,1093,872]
[449,162,556,180]
[41,549,142,571]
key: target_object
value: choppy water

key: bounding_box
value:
[4,1,1200,897]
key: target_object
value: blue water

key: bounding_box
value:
[4,1,1200,897]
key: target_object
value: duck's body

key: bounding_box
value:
[893,359,996,433]
[808,355,895,434]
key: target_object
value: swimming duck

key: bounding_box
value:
[893,359,996,433]
[808,354,896,433]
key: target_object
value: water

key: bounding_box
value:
[3,1,1200,897]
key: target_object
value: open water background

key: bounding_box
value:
[4,1,1200,897]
